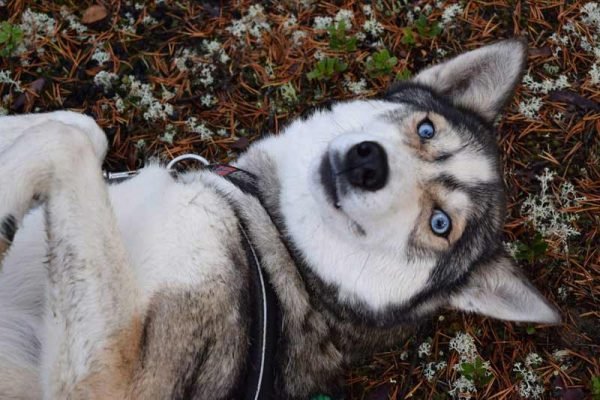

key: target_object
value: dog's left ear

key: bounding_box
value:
[449,254,561,324]
[413,38,527,122]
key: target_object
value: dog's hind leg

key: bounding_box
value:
[0,113,140,399]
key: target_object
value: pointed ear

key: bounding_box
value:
[450,255,561,324]
[413,38,527,122]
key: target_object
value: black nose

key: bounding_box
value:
[344,141,388,191]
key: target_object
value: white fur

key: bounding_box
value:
[254,101,436,310]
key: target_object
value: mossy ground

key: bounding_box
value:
[0,1,598,399]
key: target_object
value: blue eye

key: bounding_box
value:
[430,209,451,236]
[417,119,435,139]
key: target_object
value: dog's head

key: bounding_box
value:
[258,39,559,326]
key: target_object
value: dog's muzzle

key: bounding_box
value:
[343,141,388,191]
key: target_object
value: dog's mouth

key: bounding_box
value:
[318,153,341,209]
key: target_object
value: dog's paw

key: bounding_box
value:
[0,111,107,161]
[42,111,108,160]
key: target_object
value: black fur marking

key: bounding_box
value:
[434,153,453,162]
[319,154,339,207]
[1,215,17,243]
[177,339,213,400]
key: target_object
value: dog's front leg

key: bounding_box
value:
[0,113,140,399]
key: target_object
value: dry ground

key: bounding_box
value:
[0,1,598,399]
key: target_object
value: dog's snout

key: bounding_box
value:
[344,141,388,191]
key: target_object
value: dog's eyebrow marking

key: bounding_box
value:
[434,153,452,162]
[444,151,495,183]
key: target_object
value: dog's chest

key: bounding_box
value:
[108,166,241,304]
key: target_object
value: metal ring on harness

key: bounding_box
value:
[103,154,211,182]
[166,153,210,170]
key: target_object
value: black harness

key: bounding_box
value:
[208,165,280,400]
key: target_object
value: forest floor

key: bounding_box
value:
[0,1,598,399]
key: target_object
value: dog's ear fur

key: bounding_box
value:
[449,255,561,324]
[413,38,527,122]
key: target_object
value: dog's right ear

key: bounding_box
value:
[412,38,527,122]
[449,254,561,324]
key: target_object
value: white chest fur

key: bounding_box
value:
[107,166,240,304]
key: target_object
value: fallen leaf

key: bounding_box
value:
[231,137,250,151]
[30,77,46,93]
[529,46,552,58]
[552,375,586,400]
[548,90,600,112]
[367,383,392,400]
[82,5,108,24]
[11,77,46,111]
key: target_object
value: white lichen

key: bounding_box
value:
[363,17,385,37]
[590,63,600,84]
[17,8,57,54]
[159,124,177,144]
[122,75,173,121]
[313,16,333,30]
[423,361,447,382]
[200,94,216,107]
[513,361,544,399]
[113,94,125,113]
[174,48,197,73]
[93,71,119,92]
[186,117,214,140]
[582,2,600,31]
[291,30,307,46]
[227,4,271,42]
[282,15,297,31]
[91,45,111,66]
[449,332,478,364]
[521,168,585,247]
[279,82,298,104]
[418,341,432,358]
[522,73,570,94]
[518,97,543,119]
[449,375,477,399]
[120,12,137,34]
[0,70,23,92]
[503,241,520,259]
[334,9,354,29]
[525,353,543,368]
[60,7,88,39]
[440,4,464,27]
[203,39,230,64]
[344,77,368,95]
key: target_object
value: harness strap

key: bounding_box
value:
[206,164,280,400]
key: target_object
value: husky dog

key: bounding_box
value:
[0,39,559,399]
